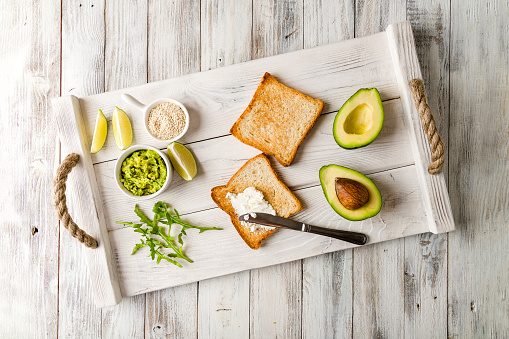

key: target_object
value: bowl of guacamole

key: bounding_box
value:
[114,145,173,199]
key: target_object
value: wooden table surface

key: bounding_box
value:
[1,0,507,338]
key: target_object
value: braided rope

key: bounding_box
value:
[409,79,445,175]
[53,153,98,249]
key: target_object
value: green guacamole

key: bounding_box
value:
[120,150,167,196]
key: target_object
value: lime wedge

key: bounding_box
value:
[112,106,133,150]
[167,142,197,181]
[90,110,108,154]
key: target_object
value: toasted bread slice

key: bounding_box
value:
[211,154,302,249]
[230,72,324,167]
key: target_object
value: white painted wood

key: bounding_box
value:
[145,284,198,338]
[96,98,413,230]
[101,0,148,336]
[4,0,509,337]
[353,5,407,339]
[302,251,353,339]
[105,0,148,90]
[353,238,405,338]
[109,165,427,297]
[404,1,450,337]
[448,0,509,337]
[404,232,448,338]
[250,260,302,338]
[198,273,250,339]
[54,96,122,308]
[303,0,355,48]
[102,295,145,339]
[144,0,201,337]
[301,1,355,337]
[386,21,454,234]
[200,0,252,71]
[147,0,201,83]
[197,1,252,338]
[249,2,303,338]
[83,31,400,164]
[0,0,60,336]
[58,0,109,334]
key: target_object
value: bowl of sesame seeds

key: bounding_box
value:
[121,93,190,143]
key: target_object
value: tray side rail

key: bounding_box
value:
[386,21,455,234]
[53,95,122,307]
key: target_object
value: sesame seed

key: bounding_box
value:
[147,102,187,140]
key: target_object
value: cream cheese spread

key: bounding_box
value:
[227,187,276,232]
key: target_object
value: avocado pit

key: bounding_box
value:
[335,177,370,210]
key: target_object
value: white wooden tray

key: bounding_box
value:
[53,21,454,308]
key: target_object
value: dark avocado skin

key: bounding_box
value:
[319,164,382,221]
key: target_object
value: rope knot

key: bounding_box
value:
[409,79,445,175]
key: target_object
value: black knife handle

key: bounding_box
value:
[306,225,367,245]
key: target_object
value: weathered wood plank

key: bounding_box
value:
[301,1,355,338]
[82,30,400,164]
[404,1,450,337]
[197,0,252,337]
[353,2,406,338]
[250,261,302,339]
[302,252,353,339]
[353,239,405,338]
[97,98,413,230]
[0,0,61,336]
[101,0,148,335]
[448,0,509,337]
[146,284,199,338]
[200,0,252,71]
[105,0,148,90]
[59,0,109,335]
[404,232,448,338]
[144,0,201,337]
[198,274,250,339]
[250,2,303,337]
[102,295,145,338]
[110,165,429,296]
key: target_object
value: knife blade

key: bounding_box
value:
[238,213,367,245]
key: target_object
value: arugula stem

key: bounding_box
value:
[118,202,221,267]
[156,229,193,263]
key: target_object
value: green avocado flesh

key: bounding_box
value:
[333,88,384,149]
[120,150,167,196]
[319,164,382,221]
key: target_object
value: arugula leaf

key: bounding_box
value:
[117,201,222,267]
[134,205,154,226]
[131,241,146,255]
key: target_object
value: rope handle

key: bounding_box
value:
[53,153,98,249]
[409,79,445,175]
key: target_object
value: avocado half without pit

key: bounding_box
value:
[333,88,384,149]
[319,165,382,221]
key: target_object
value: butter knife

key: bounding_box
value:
[238,213,367,245]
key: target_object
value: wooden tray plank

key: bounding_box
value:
[53,96,122,307]
[83,31,400,164]
[109,164,427,297]
[96,98,414,231]
[386,21,454,233]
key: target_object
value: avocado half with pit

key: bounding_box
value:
[333,88,384,149]
[319,164,382,221]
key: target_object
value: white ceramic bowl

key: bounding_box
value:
[121,93,190,142]
[114,145,173,200]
